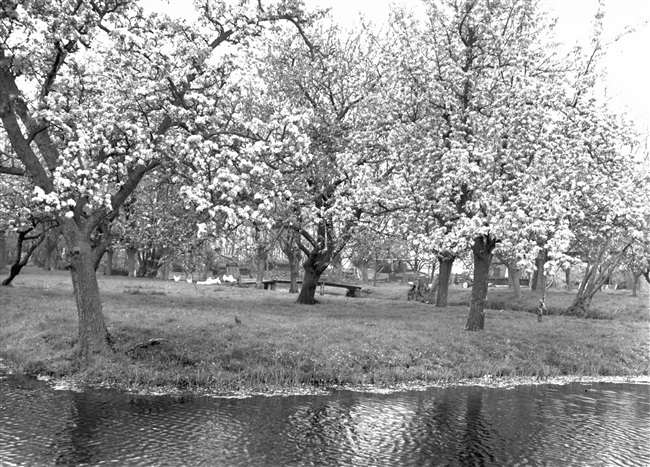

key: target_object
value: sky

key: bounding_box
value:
[139,0,650,137]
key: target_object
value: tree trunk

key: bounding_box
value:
[565,267,571,291]
[2,227,49,286]
[157,248,172,280]
[427,275,439,303]
[136,247,162,278]
[297,266,324,304]
[358,259,369,284]
[287,246,301,293]
[564,294,593,317]
[331,254,344,282]
[532,250,547,291]
[531,269,538,291]
[631,273,643,297]
[289,260,300,293]
[435,256,454,307]
[506,261,521,300]
[0,229,6,270]
[256,256,265,289]
[2,262,25,286]
[104,249,113,276]
[373,250,380,287]
[126,247,138,277]
[296,250,329,304]
[62,222,113,365]
[42,229,59,271]
[466,236,496,331]
[281,235,301,293]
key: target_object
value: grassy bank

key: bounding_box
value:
[1,267,648,395]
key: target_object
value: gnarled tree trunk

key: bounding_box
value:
[466,235,497,331]
[436,255,455,307]
[297,252,329,304]
[62,221,113,365]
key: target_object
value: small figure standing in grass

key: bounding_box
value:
[537,298,547,322]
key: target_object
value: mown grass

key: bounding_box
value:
[1,267,648,395]
[363,282,650,321]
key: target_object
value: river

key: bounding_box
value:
[1,367,648,466]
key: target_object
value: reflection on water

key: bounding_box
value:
[1,368,649,466]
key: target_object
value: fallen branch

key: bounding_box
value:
[125,338,167,354]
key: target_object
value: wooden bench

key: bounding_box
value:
[263,279,362,297]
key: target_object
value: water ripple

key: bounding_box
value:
[1,369,649,466]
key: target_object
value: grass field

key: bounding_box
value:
[1,267,648,395]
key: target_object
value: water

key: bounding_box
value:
[1,367,649,466]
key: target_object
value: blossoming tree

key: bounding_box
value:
[0,0,317,364]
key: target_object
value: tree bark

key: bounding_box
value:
[466,235,497,331]
[506,261,521,300]
[62,221,113,365]
[435,255,455,307]
[296,253,328,304]
[289,259,300,293]
[533,250,547,291]
[105,249,114,276]
[297,266,323,304]
[256,256,265,289]
[2,262,25,286]
[531,269,538,291]
[565,267,571,291]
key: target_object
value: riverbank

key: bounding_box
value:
[1,268,648,397]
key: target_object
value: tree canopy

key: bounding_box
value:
[1,0,647,364]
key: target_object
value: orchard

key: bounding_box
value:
[1,0,648,367]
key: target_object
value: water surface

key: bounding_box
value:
[1,368,648,466]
